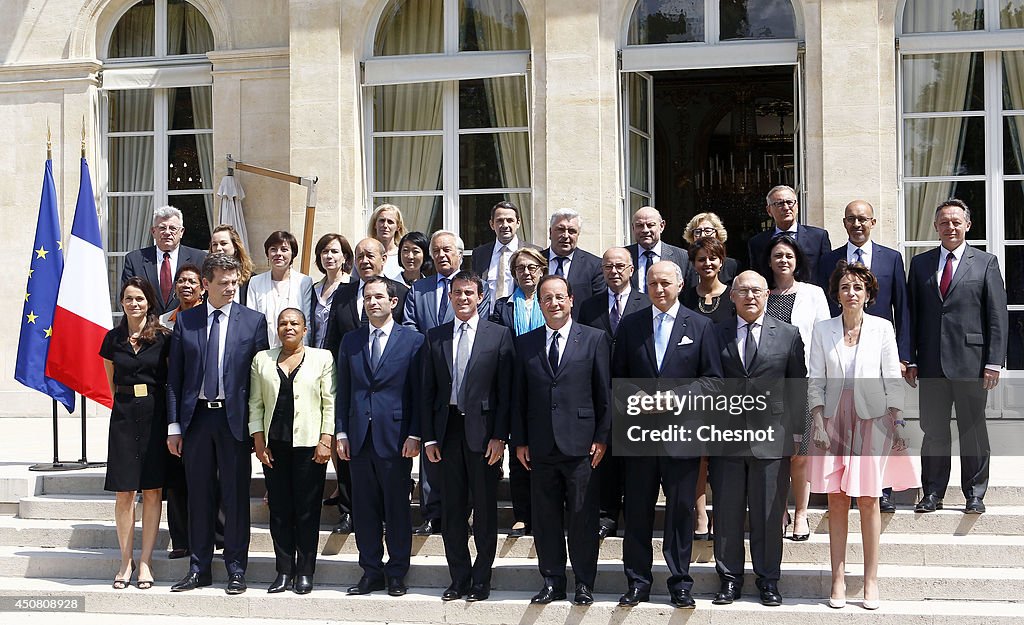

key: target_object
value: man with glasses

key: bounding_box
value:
[747,186,831,281]
[541,209,604,315]
[626,207,691,294]
[122,205,207,314]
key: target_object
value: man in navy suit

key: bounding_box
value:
[748,185,831,281]
[423,271,515,602]
[906,199,1008,514]
[166,253,269,594]
[625,207,691,294]
[404,230,490,534]
[122,205,207,315]
[336,276,424,596]
[512,275,610,606]
[541,209,604,311]
[612,261,723,609]
[471,201,540,299]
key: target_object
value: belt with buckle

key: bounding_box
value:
[202,400,225,409]
[115,384,151,398]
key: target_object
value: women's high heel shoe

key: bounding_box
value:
[112,560,136,590]
[862,599,881,610]
[827,597,846,609]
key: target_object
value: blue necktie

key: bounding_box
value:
[854,247,864,266]
[655,312,671,369]
[370,328,383,370]
[641,249,655,292]
[554,257,567,277]
[204,310,222,399]
[437,277,450,324]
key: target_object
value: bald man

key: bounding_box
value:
[625,207,691,294]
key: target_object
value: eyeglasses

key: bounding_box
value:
[175,277,200,285]
[155,225,182,234]
[770,199,797,209]
[602,263,632,272]
[540,294,569,304]
[514,263,543,274]
[843,216,874,225]
[734,287,766,298]
[691,227,718,237]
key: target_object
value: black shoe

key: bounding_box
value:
[333,513,353,534]
[323,495,341,507]
[573,583,594,606]
[225,572,246,595]
[167,548,190,560]
[915,493,943,513]
[347,577,386,595]
[879,494,897,513]
[597,517,617,539]
[387,576,407,596]
[618,586,650,606]
[170,571,212,592]
[293,575,313,594]
[758,581,783,606]
[414,519,439,536]
[965,496,986,514]
[713,580,741,605]
[215,540,225,551]
[267,573,293,593]
[669,587,696,609]
[531,585,567,604]
[442,583,469,601]
[693,531,712,541]
[466,583,490,602]
[789,532,809,541]
[508,521,529,538]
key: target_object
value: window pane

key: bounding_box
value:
[720,0,796,40]
[107,196,154,252]
[459,192,530,249]
[1007,311,1024,370]
[375,0,443,55]
[167,0,215,55]
[629,132,650,193]
[628,74,649,133]
[374,136,443,191]
[628,0,704,45]
[168,134,212,191]
[167,193,212,249]
[459,132,530,189]
[1000,1,1024,29]
[1005,52,1024,110]
[460,0,529,51]
[373,83,443,132]
[108,0,155,58]
[1006,181,1024,239]
[168,87,212,130]
[108,90,154,132]
[108,255,126,312]
[1005,117,1024,175]
[903,181,985,241]
[904,116,985,177]
[1006,247,1024,305]
[459,78,527,129]
[902,0,983,33]
[375,195,442,236]
[108,137,154,192]
[630,192,649,214]
[902,53,983,113]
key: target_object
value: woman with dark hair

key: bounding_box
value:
[159,264,205,330]
[310,233,353,350]
[398,231,434,287]
[209,224,255,303]
[101,277,171,590]
[247,230,314,348]
[764,233,830,542]
[682,237,735,324]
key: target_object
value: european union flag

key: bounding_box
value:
[15,159,75,412]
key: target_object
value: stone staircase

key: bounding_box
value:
[0,468,1022,623]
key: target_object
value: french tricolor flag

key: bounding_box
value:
[46,158,113,408]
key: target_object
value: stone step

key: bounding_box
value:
[1,515,1021,567]
[1,547,1022,601]
[1,578,1022,625]
[17,494,1024,536]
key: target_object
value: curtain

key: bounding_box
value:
[903,0,983,33]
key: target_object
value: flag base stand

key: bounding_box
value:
[29,461,88,472]
[27,396,104,472]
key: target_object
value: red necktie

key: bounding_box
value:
[160,252,173,303]
[939,251,954,299]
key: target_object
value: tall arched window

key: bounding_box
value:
[364,0,531,249]
[101,0,214,302]
[898,0,1024,369]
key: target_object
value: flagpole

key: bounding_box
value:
[76,394,105,468]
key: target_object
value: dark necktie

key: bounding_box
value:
[554,256,567,277]
[609,292,621,335]
[437,277,450,324]
[204,310,222,399]
[370,328,383,369]
[160,252,173,304]
[939,251,954,299]
[358,286,368,326]
[641,249,655,292]
[548,331,560,373]
[854,247,864,266]
[743,322,758,373]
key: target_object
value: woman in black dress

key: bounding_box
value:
[101,277,170,590]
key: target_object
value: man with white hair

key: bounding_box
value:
[122,205,208,315]
[541,210,604,314]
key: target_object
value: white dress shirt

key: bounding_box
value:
[608,285,632,317]
[547,249,576,277]
[737,312,766,369]
[637,241,663,290]
[936,241,968,283]
[158,245,181,296]
[487,237,520,296]
[545,318,573,365]
[168,300,231,437]
[651,300,681,325]
[846,239,874,268]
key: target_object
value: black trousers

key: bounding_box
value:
[439,409,499,587]
[165,454,225,551]
[509,451,531,527]
[335,458,353,516]
[350,424,413,580]
[264,440,327,576]
[709,456,789,585]
[596,446,624,523]
[622,456,699,592]
[181,406,251,576]
[919,377,991,499]
[530,454,600,589]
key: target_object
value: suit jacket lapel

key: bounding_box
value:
[660,311,689,373]
[829,317,843,365]
[748,316,779,376]
[143,248,167,310]
[946,246,975,298]
[554,324,581,377]
[374,325,401,374]
[722,316,742,371]
[442,324,455,377]
[642,315,658,373]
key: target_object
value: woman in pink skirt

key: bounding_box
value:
[808,262,919,610]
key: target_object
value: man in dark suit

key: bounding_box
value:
[612,261,723,609]
[625,207,691,294]
[336,276,424,596]
[541,209,604,311]
[578,246,650,539]
[471,200,539,300]
[906,199,1008,514]
[817,200,912,512]
[511,275,610,606]
[711,270,807,607]
[404,230,490,535]
[748,185,831,280]
[122,205,207,315]
[423,271,515,602]
[322,237,408,534]
[166,253,269,594]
